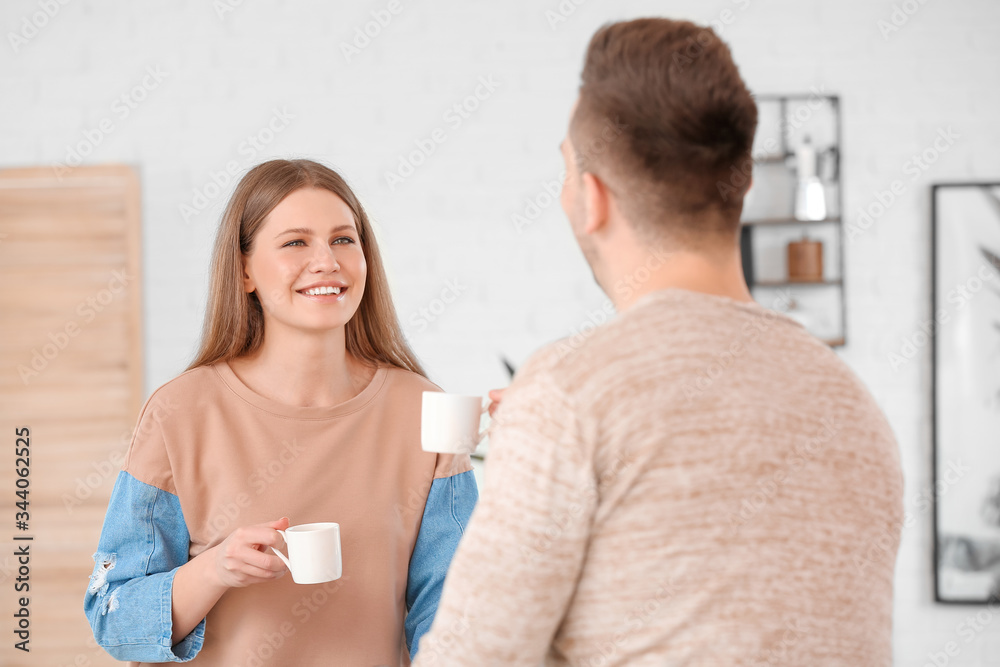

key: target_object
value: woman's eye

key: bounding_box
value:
[282,237,354,247]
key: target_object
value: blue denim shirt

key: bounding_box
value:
[84,469,477,662]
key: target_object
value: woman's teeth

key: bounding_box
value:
[301,286,343,296]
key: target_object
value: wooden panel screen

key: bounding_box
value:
[0,165,142,666]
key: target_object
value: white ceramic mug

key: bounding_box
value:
[269,522,342,584]
[421,391,489,454]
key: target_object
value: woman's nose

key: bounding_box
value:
[309,244,340,271]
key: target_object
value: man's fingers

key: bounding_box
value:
[488,388,506,417]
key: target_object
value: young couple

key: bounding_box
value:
[86,17,903,667]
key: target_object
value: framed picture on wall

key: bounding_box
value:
[932,182,1000,604]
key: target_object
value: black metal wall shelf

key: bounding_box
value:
[740,93,846,348]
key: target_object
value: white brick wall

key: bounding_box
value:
[3,0,999,662]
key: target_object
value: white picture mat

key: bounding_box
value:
[935,184,1000,601]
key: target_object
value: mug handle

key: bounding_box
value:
[269,529,291,570]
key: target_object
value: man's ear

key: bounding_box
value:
[581,171,610,236]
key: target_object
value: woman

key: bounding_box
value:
[84,159,478,665]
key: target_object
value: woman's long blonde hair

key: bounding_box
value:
[186,159,426,377]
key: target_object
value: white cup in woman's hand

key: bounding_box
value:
[269,522,343,584]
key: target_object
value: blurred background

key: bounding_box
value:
[1,0,999,664]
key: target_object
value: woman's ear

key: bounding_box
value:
[581,171,610,236]
[241,256,255,294]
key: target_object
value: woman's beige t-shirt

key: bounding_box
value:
[122,360,471,666]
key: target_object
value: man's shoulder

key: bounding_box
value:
[510,305,660,392]
[510,293,866,406]
[508,333,597,392]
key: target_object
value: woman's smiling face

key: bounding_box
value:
[241,187,367,335]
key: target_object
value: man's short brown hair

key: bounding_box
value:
[570,18,757,239]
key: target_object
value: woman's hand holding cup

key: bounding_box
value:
[212,517,290,588]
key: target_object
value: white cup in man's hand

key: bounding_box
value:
[421,392,489,454]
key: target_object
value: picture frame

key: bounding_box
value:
[932,182,1000,604]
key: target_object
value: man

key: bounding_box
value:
[413,17,903,666]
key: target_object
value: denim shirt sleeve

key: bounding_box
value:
[84,470,206,662]
[405,469,478,658]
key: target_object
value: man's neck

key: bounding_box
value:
[607,245,754,312]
